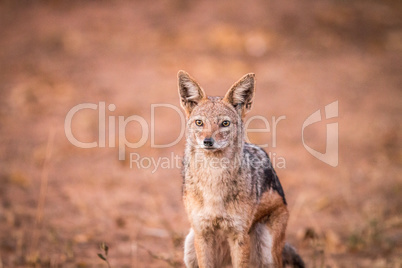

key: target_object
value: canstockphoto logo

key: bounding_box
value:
[302,101,338,167]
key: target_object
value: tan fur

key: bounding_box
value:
[178,70,303,268]
[253,191,289,267]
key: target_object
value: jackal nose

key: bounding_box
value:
[203,138,214,147]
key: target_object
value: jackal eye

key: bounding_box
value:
[195,120,203,126]
[221,120,230,127]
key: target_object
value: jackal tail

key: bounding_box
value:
[282,243,305,268]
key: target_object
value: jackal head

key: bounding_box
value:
[178,70,255,154]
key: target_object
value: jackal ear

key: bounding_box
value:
[178,70,206,116]
[223,73,255,117]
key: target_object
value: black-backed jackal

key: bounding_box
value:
[178,71,304,268]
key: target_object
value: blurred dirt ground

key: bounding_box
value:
[0,0,401,267]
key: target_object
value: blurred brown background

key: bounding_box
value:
[0,0,401,267]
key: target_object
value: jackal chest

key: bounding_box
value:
[186,194,247,234]
[184,170,251,234]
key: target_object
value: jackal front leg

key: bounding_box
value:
[193,232,216,268]
[228,234,251,268]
